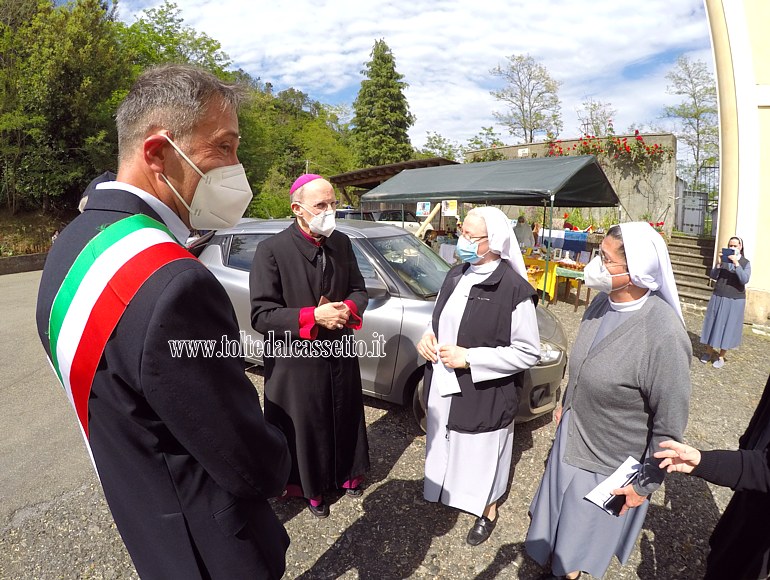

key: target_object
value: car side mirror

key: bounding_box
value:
[365,278,390,300]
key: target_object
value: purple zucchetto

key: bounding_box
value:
[289,173,323,195]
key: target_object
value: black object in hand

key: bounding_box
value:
[603,471,638,516]
[721,248,735,262]
[604,493,627,516]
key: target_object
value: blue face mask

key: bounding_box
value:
[456,236,487,264]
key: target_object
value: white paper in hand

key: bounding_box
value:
[584,456,642,515]
[432,344,462,397]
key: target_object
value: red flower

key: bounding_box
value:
[563,213,569,219]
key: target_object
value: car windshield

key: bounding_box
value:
[369,234,449,298]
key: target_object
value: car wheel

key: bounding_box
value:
[412,377,427,433]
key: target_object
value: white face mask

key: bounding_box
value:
[298,203,336,237]
[160,136,253,230]
[583,255,630,293]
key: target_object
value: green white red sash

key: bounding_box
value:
[48,214,195,440]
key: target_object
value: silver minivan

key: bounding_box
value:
[195,219,567,430]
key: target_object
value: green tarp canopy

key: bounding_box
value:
[361,155,618,208]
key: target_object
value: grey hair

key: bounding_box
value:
[290,186,305,205]
[115,64,245,163]
[605,224,625,261]
[464,208,488,231]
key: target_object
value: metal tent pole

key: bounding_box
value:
[541,194,555,303]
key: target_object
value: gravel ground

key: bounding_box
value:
[2,299,768,580]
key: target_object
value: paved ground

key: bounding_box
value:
[1,270,768,579]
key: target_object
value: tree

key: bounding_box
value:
[3,0,129,212]
[117,1,231,76]
[247,167,292,219]
[418,132,462,162]
[351,39,415,167]
[663,56,718,189]
[0,0,52,213]
[576,98,616,137]
[490,54,562,143]
[464,127,506,162]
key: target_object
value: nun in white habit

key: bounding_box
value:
[417,207,541,546]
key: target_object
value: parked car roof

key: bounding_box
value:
[215,218,409,239]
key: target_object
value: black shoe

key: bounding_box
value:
[466,515,497,546]
[345,486,363,497]
[307,501,329,518]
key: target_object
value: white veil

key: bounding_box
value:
[619,221,683,322]
[468,207,527,278]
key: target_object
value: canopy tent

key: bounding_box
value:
[361,155,618,207]
[360,155,619,302]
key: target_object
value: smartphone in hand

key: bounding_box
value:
[603,472,638,516]
[604,493,627,516]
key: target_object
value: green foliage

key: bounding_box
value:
[117,1,231,75]
[465,127,506,162]
[561,208,618,233]
[247,167,292,219]
[418,132,462,161]
[663,56,718,189]
[490,54,562,143]
[0,0,366,218]
[545,122,674,175]
[351,39,415,167]
[0,0,130,212]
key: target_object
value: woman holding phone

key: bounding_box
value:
[700,236,751,368]
[525,223,692,580]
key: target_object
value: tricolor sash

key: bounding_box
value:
[48,214,195,439]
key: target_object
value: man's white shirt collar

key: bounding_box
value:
[95,181,190,245]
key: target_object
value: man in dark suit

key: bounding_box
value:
[250,175,370,518]
[36,64,291,579]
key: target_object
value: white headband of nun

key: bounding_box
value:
[618,221,683,322]
[466,207,527,279]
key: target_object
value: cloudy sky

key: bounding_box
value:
[116,0,713,151]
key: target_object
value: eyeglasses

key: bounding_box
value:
[599,249,627,268]
[300,200,338,212]
[461,233,488,243]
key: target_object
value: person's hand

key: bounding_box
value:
[417,333,438,363]
[728,252,740,266]
[611,484,647,516]
[554,405,562,426]
[438,344,468,369]
[314,302,349,330]
[654,440,702,474]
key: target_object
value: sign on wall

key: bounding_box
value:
[416,202,431,217]
[441,200,458,217]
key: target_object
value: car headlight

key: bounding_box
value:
[538,341,562,365]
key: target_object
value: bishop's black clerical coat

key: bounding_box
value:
[250,221,370,499]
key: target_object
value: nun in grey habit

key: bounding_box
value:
[525,222,692,579]
[417,207,541,546]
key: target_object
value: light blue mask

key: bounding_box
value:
[456,236,487,264]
